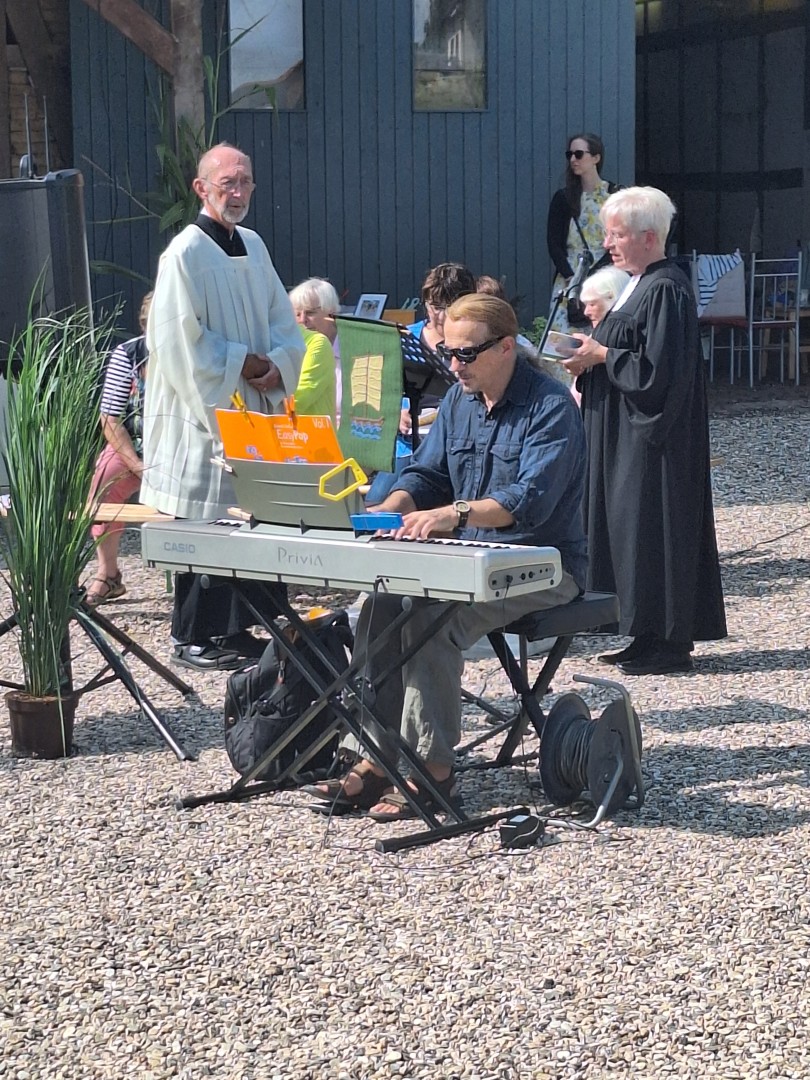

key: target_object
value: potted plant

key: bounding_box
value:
[0,307,112,757]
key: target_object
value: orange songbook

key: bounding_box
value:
[216,407,344,465]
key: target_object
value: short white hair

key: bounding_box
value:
[580,266,631,305]
[601,186,676,246]
[288,277,340,315]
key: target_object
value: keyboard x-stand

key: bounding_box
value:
[147,519,563,850]
[177,580,509,848]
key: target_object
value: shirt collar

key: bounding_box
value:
[194,212,246,256]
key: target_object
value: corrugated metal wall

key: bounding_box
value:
[71,0,635,330]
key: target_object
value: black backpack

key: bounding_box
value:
[223,609,353,784]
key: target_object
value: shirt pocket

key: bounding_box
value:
[447,436,474,492]
[489,440,521,491]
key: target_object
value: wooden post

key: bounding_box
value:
[78,0,176,76]
[170,0,205,135]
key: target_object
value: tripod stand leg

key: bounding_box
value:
[74,607,195,762]
[85,605,194,696]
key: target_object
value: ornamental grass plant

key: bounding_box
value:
[0,308,114,698]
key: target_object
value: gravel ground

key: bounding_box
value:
[1,388,809,1080]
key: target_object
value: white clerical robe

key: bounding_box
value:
[141,223,304,518]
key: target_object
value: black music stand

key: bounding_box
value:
[398,327,455,450]
[177,580,521,851]
[538,251,593,357]
[0,591,196,761]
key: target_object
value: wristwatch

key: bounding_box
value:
[453,500,471,530]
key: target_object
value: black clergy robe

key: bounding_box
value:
[578,259,727,645]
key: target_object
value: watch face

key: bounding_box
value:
[455,500,471,513]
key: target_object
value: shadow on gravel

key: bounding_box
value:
[637,741,810,837]
[71,703,223,758]
[718,555,810,596]
[695,646,810,674]
[640,699,808,733]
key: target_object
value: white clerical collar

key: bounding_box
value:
[612,275,642,312]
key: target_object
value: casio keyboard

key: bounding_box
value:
[142,519,562,604]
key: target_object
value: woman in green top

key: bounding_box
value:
[288,277,341,421]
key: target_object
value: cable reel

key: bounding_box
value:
[540,678,643,825]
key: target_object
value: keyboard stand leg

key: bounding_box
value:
[177,585,466,831]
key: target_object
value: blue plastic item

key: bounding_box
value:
[350,512,404,533]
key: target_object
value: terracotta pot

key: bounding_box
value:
[5,690,77,759]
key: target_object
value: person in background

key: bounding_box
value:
[141,142,304,671]
[407,262,477,366]
[365,263,476,503]
[577,266,632,329]
[561,186,726,676]
[85,291,153,606]
[564,266,631,407]
[546,132,618,336]
[289,277,342,421]
[475,273,568,384]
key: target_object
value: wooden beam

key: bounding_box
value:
[6,0,72,166]
[78,0,177,77]
[0,0,10,177]
[170,0,204,131]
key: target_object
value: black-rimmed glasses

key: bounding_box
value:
[565,149,589,161]
[436,336,505,365]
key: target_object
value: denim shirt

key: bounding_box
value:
[392,356,588,588]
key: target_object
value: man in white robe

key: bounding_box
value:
[142,143,304,670]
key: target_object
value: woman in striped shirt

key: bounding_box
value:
[85,292,152,606]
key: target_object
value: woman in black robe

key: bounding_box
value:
[562,186,727,675]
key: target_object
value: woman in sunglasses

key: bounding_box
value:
[546,133,619,337]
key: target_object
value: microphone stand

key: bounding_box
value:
[537,250,594,357]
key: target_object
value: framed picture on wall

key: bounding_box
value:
[353,293,388,320]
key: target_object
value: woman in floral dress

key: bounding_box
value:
[546,133,618,335]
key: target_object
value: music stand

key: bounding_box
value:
[538,251,594,358]
[0,592,196,761]
[398,326,455,450]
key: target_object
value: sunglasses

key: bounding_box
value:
[565,149,589,161]
[436,336,505,365]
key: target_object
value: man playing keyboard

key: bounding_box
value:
[305,294,587,821]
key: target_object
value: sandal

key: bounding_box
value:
[85,572,127,607]
[368,772,462,823]
[301,760,392,810]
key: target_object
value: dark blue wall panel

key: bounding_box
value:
[72,0,636,327]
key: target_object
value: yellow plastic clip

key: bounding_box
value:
[230,390,254,424]
[284,394,297,428]
[318,458,368,501]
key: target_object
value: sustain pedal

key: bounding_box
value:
[499,809,545,850]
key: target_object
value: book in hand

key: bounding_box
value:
[544,330,585,360]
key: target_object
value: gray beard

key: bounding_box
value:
[221,204,249,225]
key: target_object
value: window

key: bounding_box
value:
[229,0,304,110]
[413,0,487,111]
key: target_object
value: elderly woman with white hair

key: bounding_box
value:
[562,186,726,676]
[288,277,342,420]
[578,266,631,328]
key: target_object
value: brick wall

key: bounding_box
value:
[5,1,70,176]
